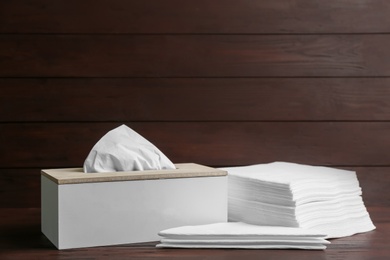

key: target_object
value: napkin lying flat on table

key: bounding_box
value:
[157,222,329,250]
[83,124,175,173]
[221,162,376,238]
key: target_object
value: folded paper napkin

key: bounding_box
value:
[83,125,175,173]
[221,162,376,238]
[157,222,329,250]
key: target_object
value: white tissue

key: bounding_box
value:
[221,162,376,238]
[83,125,176,173]
[157,222,329,250]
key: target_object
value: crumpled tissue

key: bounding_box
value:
[83,124,175,173]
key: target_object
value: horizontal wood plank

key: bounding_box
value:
[1,35,390,77]
[0,169,40,208]
[1,167,388,208]
[1,122,389,168]
[2,78,390,121]
[1,0,390,34]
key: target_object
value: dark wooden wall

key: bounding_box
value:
[1,0,389,208]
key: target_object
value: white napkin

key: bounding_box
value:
[83,125,175,173]
[157,222,329,250]
[221,162,376,238]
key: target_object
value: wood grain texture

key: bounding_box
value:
[1,35,390,77]
[1,1,389,241]
[42,164,226,184]
[0,169,40,208]
[2,78,390,122]
[0,3,389,259]
[1,0,390,34]
[0,208,389,258]
[1,122,390,168]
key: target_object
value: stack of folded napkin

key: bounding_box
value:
[221,162,375,238]
[157,222,329,250]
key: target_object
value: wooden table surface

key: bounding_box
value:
[1,207,389,260]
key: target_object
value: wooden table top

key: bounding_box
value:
[1,207,389,260]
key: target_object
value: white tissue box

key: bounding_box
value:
[41,163,227,249]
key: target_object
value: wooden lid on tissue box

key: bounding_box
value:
[41,163,227,185]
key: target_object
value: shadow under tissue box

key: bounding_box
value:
[41,163,227,249]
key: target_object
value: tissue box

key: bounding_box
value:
[41,163,227,249]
